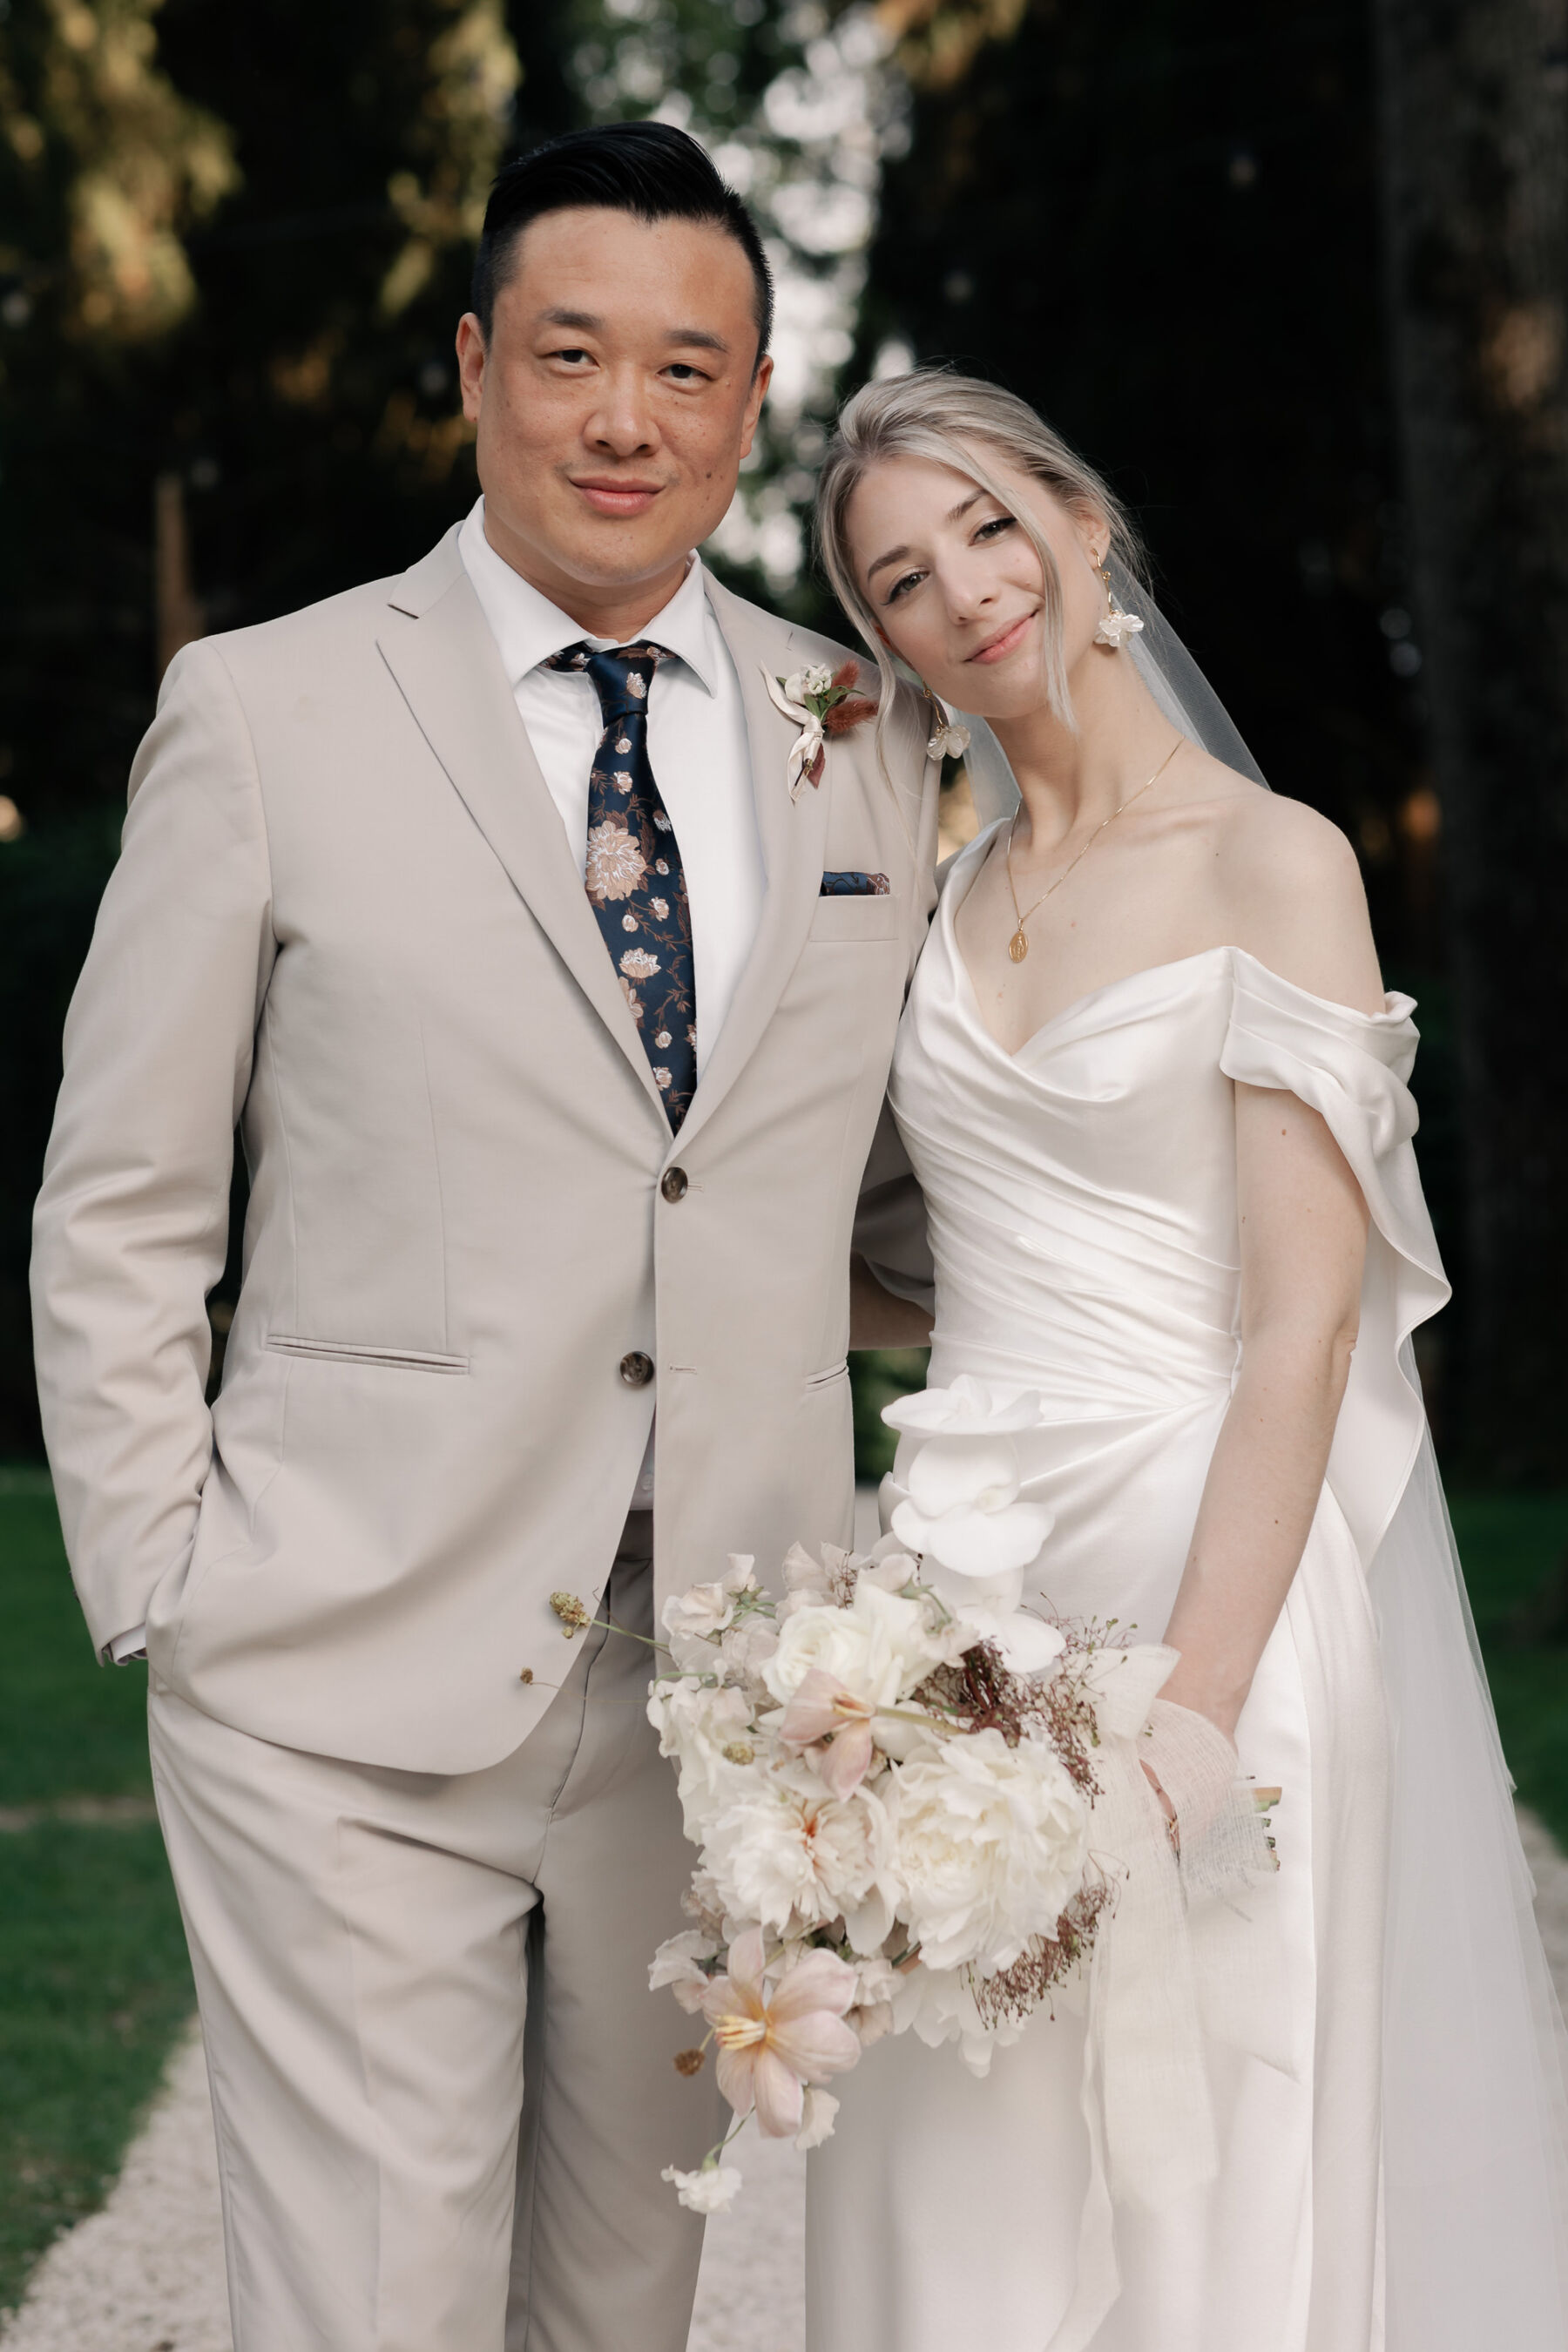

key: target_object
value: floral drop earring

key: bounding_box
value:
[1093,561,1146,650]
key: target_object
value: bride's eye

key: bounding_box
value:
[975,514,1017,543]
[885,568,924,605]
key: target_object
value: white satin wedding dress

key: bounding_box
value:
[806,823,1568,2352]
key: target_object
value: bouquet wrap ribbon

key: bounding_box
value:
[1048,1648,1280,2352]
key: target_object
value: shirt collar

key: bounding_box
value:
[458,497,722,697]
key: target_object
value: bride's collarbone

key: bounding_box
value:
[953,841,1230,1054]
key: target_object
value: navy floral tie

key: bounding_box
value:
[547,641,697,1129]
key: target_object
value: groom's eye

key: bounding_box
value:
[548,347,595,367]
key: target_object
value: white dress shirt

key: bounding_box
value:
[457,498,765,1080]
[105,503,765,1655]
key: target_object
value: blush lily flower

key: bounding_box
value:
[701,1928,862,2137]
[776,1666,879,1796]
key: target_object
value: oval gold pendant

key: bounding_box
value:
[1008,929,1030,963]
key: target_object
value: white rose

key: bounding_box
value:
[762,1579,947,1715]
[648,1676,761,1842]
[703,1763,901,1951]
[889,1727,1089,1977]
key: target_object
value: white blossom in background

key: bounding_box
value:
[568,0,909,592]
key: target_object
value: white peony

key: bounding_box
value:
[663,2162,742,2213]
[889,1960,1030,2078]
[762,1578,947,1715]
[661,1556,760,1671]
[649,1676,761,1842]
[703,1763,902,1954]
[889,1727,1089,1977]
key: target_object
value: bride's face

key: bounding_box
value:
[844,450,1106,720]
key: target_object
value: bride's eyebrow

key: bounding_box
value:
[864,489,992,585]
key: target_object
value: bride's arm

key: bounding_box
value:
[1155,1083,1368,1737]
[848,1254,933,1348]
[1156,795,1380,1742]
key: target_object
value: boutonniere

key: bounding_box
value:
[763,660,879,800]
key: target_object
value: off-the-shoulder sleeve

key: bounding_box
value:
[1220,948,1450,1565]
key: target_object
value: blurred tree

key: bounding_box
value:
[1375,0,1568,1482]
[851,0,1473,1439]
[0,0,565,1450]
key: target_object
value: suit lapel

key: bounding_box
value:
[675,578,831,1153]
[377,543,666,1123]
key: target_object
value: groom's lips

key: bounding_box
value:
[968,612,1035,665]
[571,476,666,517]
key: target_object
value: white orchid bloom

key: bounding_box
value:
[882,1374,1043,1440]
[889,1435,1053,1581]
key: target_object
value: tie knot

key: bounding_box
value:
[547,640,666,721]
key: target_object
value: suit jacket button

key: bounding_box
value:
[660,1166,689,1204]
[619,1350,654,1389]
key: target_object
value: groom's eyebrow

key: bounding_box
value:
[865,491,989,584]
[537,306,731,355]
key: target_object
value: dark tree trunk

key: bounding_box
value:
[1375,0,1568,1479]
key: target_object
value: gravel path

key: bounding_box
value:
[7,1808,1567,2351]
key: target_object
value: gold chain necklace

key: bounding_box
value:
[1004,734,1184,963]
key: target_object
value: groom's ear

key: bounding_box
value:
[738,353,774,459]
[456,313,486,424]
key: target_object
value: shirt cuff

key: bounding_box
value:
[105,1624,149,1664]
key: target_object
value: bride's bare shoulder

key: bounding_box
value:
[1208,783,1386,1015]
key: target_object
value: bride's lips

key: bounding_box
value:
[571,476,666,518]
[967,612,1036,666]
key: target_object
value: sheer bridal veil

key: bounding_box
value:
[950,571,1568,2349]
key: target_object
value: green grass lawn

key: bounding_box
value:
[0,1456,1565,2317]
[0,1468,193,2318]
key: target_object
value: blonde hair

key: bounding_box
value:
[814,366,1144,733]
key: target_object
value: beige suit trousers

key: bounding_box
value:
[148,1515,719,2352]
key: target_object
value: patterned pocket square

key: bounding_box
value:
[819,870,891,896]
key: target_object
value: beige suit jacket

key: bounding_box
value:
[32,527,940,1771]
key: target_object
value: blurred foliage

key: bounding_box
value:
[0,0,576,1448]
[0,1471,193,2314]
[849,1344,929,1483]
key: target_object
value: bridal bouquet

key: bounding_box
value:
[544,1377,1274,2211]
[625,1378,1202,2211]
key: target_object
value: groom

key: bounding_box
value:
[31,123,937,2352]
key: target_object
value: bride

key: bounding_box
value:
[821,368,1568,2351]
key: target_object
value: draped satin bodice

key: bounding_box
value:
[888,825,1445,1580]
[892,932,1246,1421]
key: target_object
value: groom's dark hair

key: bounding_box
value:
[471,122,774,370]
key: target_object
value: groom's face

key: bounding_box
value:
[456,206,772,629]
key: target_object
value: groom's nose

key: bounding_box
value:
[584,365,660,459]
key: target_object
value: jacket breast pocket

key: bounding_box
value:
[265,1335,470,1375]
[807,896,900,944]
